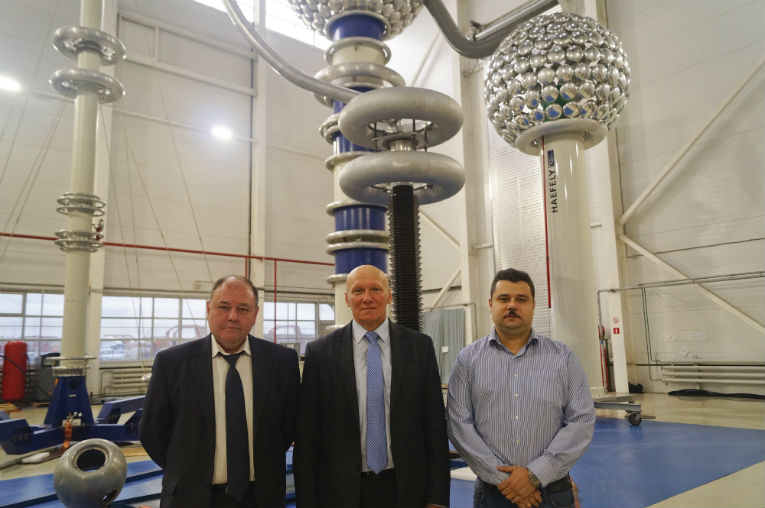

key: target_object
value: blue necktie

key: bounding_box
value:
[223,352,249,500]
[365,331,387,474]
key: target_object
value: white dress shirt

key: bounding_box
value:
[211,336,255,484]
[352,318,395,472]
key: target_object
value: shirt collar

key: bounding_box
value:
[489,328,538,353]
[352,318,389,344]
[211,334,251,358]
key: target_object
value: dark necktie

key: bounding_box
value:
[223,351,249,500]
[365,331,387,474]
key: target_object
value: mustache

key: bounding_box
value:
[504,311,520,317]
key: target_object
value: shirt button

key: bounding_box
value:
[515,415,519,420]
[514,393,519,397]
[514,373,518,377]
[515,439,519,444]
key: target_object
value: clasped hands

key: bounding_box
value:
[496,465,542,508]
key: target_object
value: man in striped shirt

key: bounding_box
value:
[447,268,595,508]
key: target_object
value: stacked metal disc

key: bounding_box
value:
[287,0,423,38]
[484,12,630,147]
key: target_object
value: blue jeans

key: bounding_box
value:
[473,478,576,508]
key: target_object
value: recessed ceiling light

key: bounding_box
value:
[0,75,21,93]
[211,125,233,141]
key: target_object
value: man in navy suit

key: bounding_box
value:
[140,275,299,507]
[294,265,449,508]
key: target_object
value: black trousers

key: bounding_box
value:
[210,482,257,508]
[360,469,398,508]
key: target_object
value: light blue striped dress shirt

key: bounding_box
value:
[447,328,595,487]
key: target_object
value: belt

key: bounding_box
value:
[361,468,395,480]
[542,474,572,495]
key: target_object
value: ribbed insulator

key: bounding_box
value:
[388,184,422,332]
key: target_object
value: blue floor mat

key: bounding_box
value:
[570,417,765,508]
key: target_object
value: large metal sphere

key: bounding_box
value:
[287,0,423,39]
[485,12,630,147]
[53,439,128,508]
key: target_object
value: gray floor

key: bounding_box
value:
[1,392,764,507]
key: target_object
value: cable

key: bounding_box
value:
[668,388,764,401]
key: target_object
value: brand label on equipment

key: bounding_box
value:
[546,149,558,213]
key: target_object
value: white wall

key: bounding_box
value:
[605,0,765,393]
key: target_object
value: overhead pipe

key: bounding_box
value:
[422,0,558,59]
[0,232,333,268]
[220,0,359,104]
[472,0,559,42]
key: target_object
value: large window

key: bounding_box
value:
[0,291,209,364]
[262,301,334,353]
[0,292,64,361]
[100,295,208,362]
[191,0,330,49]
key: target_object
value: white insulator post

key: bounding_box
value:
[539,131,601,388]
[50,0,126,373]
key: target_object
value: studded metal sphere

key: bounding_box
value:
[485,12,630,147]
[287,0,423,39]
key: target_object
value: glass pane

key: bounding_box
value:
[24,317,41,337]
[100,318,139,339]
[262,302,274,320]
[42,294,64,316]
[275,302,289,320]
[0,294,23,314]
[100,340,128,361]
[26,294,43,315]
[39,325,63,339]
[153,319,180,338]
[136,339,152,361]
[41,317,63,328]
[319,303,334,321]
[297,321,315,339]
[152,338,176,354]
[154,298,180,318]
[182,299,206,319]
[296,303,315,320]
[287,303,296,320]
[102,296,143,318]
[0,322,23,340]
[180,319,207,339]
[266,320,300,339]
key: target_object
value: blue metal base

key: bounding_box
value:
[0,376,143,455]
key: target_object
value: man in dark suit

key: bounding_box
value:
[294,265,450,508]
[140,275,300,508]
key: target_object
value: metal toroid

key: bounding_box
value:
[388,184,422,332]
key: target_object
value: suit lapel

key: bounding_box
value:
[249,335,273,442]
[335,323,360,430]
[389,322,409,414]
[192,335,215,434]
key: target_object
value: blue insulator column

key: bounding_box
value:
[316,14,402,326]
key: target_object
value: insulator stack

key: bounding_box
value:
[388,185,422,331]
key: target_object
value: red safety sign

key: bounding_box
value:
[613,327,620,334]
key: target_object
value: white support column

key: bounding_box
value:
[60,0,104,370]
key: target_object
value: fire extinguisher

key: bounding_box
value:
[597,324,612,392]
[2,341,28,402]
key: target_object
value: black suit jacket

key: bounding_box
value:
[140,334,300,507]
[294,321,450,508]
